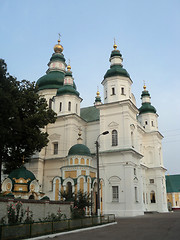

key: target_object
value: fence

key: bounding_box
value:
[0,214,115,240]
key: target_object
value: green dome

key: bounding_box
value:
[37,71,65,90]
[139,102,157,115]
[9,166,36,181]
[50,53,65,63]
[68,144,91,157]
[57,85,80,97]
[141,90,150,98]
[110,50,122,58]
[104,65,130,79]
[65,71,73,77]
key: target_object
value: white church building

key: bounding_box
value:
[26,39,168,217]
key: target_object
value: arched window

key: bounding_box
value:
[150,191,156,203]
[68,101,71,111]
[112,130,118,146]
[66,182,72,200]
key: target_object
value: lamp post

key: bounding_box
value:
[95,131,109,216]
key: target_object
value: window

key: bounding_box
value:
[131,132,134,148]
[112,87,115,95]
[121,87,125,95]
[151,121,154,127]
[49,98,53,109]
[112,186,119,201]
[105,90,107,99]
[59,102,62,112]
[53,142,58,155]
[76,104,78,113]
[145,121,148,125]
[134,168,136,176]
[112,130,118,146]
[150,179,154,184]
[68,101,71,111]
[150,191,156,203]
[135,187,138,202]
[66,182,72,200]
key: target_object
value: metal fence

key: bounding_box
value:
[0,214,115,240]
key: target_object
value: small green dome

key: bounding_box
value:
[57,85,80,97]
[65,71,73,77]
[50,53,65,63]
[110,50,122,58]
[9,166,36,181]
[104,65,130,79]
[139,102,157,115]
[141,90,150,98]
[68,144,91,157]
[37,71,65,90]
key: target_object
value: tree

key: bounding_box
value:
[0,59,57,188]
[60,190,91,218]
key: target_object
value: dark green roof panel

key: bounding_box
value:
[104,65,130,79]
[37,71,65,90]
[9,166,36,181]
[50,53,65,63]
[166,175,180,193]
[141,90,150,98]
[80,106,100,122]
[57,85,79,97]
[139,102,156,115]
[68,144,91,157]
[110,50,122,58]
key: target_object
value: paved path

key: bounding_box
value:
[39,212,180,240]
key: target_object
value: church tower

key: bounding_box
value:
[138,84,158,131]
[102,41,132,104]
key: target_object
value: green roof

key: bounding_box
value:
[50,53,65,63]
[68,144,91,157]
[110,50,122,58]
[37,71,65,90]
[141,90,150,98]
[166,175,180,193]
[57,85,79,97]
[80,106,100,122]
[9,166,36,181]
[65,71,72,77]
[139,102,156,115]
[104,65,130,79]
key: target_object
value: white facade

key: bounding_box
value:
[26,41,168,217]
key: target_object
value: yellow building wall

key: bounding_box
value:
[65,171,77,178]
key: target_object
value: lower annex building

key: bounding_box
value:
[24,38,168,216]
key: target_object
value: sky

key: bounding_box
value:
[0,0,180,174]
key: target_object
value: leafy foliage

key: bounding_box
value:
[61,190,91,219]
[0,59,57,175]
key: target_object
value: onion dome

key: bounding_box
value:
[94,89,102,105]
[139,84,156,115]
[104,43,130,79]
[57,85,80,97]
[56,63,80,97]
[68,144,91,157]
[9,166,36,181]
[37,71,65,90]
[37,39,67,91]
[54,39,63,53]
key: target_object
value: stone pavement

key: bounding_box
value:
[38,212,180,240]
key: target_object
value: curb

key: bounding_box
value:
[25,222,117,240]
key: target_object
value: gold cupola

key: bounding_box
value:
[54,39,63,53]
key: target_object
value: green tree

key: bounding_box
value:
[60,190,91,219]
[0,59,57,188]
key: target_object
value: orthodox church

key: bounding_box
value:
[25,38,167,216]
